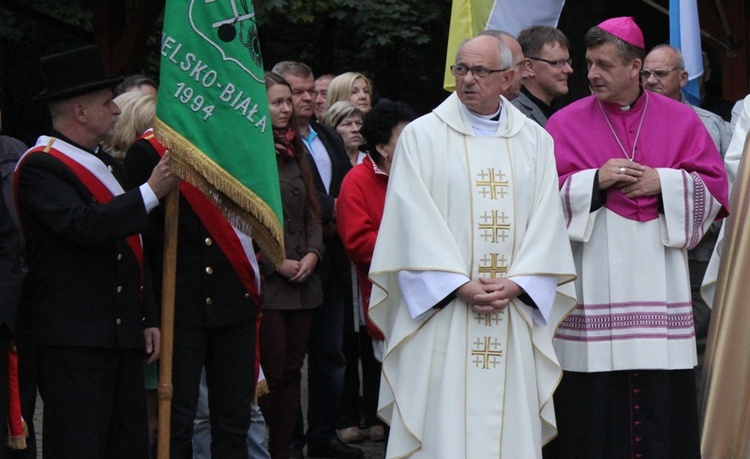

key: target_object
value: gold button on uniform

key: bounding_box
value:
[117,253,122,260]
[205,238,213,246]
[244,293,250,299]
[206,297,212,305]
[205,267,213,275]
[116,286,122,293]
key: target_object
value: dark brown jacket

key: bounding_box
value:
[260,157,324,310]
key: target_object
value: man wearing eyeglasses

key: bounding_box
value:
[368,34,577,458]
[544,17,729,459]
[642,45,732,157]
[511,25,573,127]
[642,44,732,395]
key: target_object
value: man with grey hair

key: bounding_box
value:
[642,44,732,391]
[368,34,576,458]
[270,61,362,459]
[15,45,179,458]
[642,44,732,155]
[512,25,573,127]
[478,29,526,99]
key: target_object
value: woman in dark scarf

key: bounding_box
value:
[258,72,324,459]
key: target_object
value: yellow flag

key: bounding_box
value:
[443,0,495,92]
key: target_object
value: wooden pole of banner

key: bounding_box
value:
[157,187,180,459]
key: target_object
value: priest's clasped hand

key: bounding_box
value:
[458,277,523,314]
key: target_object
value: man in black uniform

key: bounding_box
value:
[14,45,178,458]
[124,129,263,457]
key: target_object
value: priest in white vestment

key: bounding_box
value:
[368,35,577,459]
[702,94,750,305]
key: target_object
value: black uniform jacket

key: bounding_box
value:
[123,139,258,329]
[15,134,156,349]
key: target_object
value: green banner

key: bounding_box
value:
[155,0,284,266]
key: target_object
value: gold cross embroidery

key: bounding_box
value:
[479,210,511,243]
[476,168,509,200]
[478,253,508,279]
[471,337,503,369]
[474,312,504,326]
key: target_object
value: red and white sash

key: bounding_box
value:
[15,136,144,286]
[140,130,261,305]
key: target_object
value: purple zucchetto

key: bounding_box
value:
[597,16,645,49]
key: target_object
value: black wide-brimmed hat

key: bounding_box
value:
[35,45,124,102]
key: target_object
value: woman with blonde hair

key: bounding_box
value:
[102,91,156,158]
[325,72,372,115]
[100,88,160,452]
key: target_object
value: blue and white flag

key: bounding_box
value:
[486,0,565,37]
[670,0,703,105]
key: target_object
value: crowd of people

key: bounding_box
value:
[0,12,749,459]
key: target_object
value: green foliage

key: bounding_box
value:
[255,0,442,54]
[0,12,19,41]
[0,1,90,43]
[253,0,452,114]
[0,0,453,144]
[0,2,95,144]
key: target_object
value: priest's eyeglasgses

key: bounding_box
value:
[451,64,510,79]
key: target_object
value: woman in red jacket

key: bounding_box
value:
[336,100,416,444]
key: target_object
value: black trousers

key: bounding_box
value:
[169,320,256,459]
[340,327,383,429]
[306,274,347,445]
[39,346,149,459]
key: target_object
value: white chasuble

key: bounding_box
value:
[369,93,577,459]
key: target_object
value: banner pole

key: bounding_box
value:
[157,187,180,459]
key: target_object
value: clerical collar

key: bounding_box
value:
[459,101,504,137]
[473,102,502,120]
[619,87,644,111]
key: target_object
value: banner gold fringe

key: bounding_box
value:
[254,379,270,404]
[7,420,28,450]
[154,117,284,268]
